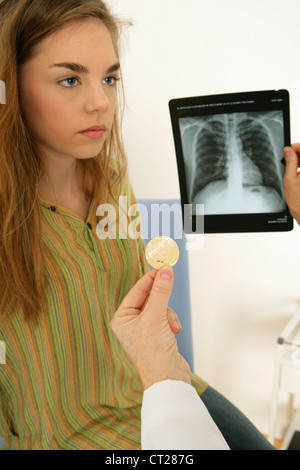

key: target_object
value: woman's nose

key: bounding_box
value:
[84,84,110,113]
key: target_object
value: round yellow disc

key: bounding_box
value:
[145,236,180,269]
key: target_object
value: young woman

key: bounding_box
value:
[0,0,274,450]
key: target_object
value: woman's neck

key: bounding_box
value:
[38,157,91,221]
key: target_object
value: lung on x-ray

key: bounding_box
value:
[169,90,293,233]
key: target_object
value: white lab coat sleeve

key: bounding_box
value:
[141,380,230,450]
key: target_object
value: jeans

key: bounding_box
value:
[201,386,275,450]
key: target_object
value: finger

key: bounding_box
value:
[146,266,174,317]
[291,144,300,167]
[117,269,158,311]
[291,143,300,155]
[283,146,299,178]
[167,307,182,334]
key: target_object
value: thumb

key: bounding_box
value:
[283,146,299,177]
[145,266,174,317]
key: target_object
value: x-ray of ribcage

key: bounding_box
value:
[179,111,286,215]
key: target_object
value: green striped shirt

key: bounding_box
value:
[0,178,207,449]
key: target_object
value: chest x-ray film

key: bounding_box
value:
[169,90,293,233]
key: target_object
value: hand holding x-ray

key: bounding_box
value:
[283,144,300,225]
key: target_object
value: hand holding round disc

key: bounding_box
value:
[145,236,180,269]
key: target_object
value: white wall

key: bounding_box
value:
[109,0,300,438]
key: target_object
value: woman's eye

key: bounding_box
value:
[103,76,120,87]
[59,76,80,88]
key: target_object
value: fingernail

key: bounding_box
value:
[174,318,182,332]
[169,311,182,331]
[159,266,173,280]
[283,146,291,157]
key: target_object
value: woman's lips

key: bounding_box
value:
[79,126,107,140]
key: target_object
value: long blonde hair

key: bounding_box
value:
[0,0,128,323]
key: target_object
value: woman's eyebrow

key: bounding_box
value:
[50,62,120,74]
[107,63,121,73]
